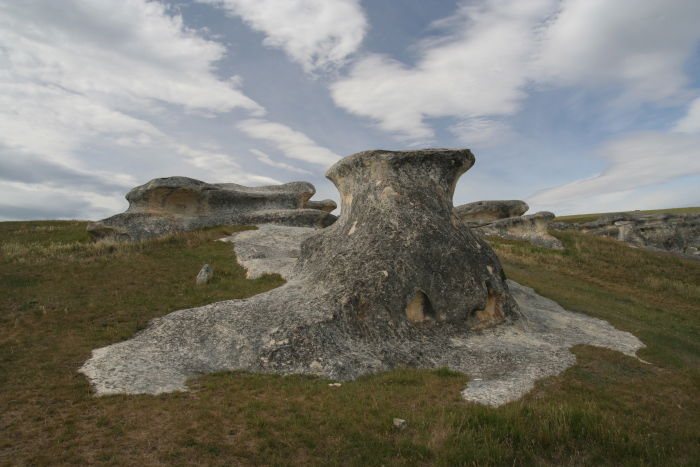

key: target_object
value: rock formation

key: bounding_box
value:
[87,177,337,241]
[573,212,700,259]
[475,212,564,250]
[455,200,563,250]
[455,200,529,223]
[80,149,643,407]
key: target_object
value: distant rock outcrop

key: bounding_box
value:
[575,212,700,259]
[475,212,564,250]
[455,200,529,223]
[455,200,563,250]
[87,176,337,241]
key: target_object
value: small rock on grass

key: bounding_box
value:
[393,418,407,430]
[196,264,214,285]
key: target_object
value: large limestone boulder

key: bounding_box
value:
[455,200,529,223]
[578,212,700,259]
[87,177,336,241]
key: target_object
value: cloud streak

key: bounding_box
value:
[237,119,341,166]
[198,0,367,73]
[528,131,700,208]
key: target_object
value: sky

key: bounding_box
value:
[1,0,700,221]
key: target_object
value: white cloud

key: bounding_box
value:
[250,149,311,175]
[0,0,273,218]
[451,118,515,147]
[175,144,283,185]
[0,180,128,221]
[536,0,700,104]
[0,0,262,114]
[198,0,367,73]
[331,0,700,141]
[237,119,341,166]
[331,0,555,140]
[528,131,700,208]
[674,97,700,134]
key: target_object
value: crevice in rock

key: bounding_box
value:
[405,290,436,323]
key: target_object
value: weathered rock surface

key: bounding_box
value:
[474,212,565,250]
[455,200,529,223]
[558,212,700,259]
[87,177,337,241]
[80,149,643,407]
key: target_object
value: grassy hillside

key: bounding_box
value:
[555,206,700,224]
[1,221,699,465]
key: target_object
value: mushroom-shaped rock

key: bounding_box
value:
[293,148,518,328]
[87,177,336,241]
[454,200,529,224]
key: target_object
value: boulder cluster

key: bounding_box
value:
[554,212,700,260]
[454,200,564,250]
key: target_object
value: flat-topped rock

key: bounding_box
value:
[455,200,529,223]
[87,177,336,241]
[474,212,564,250]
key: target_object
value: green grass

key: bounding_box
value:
[555,205,700,224]
[1,221,699,465]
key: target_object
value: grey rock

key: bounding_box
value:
[80,149,644,407]
[228,224,313,280]
[291,148,518,330]
[87,177,337,242]
[196,264,213,285]
[303,199,337,212]
[577,212,700,259]
[549,221,575,231]
[393,418,408,430]
[455,200,529,223]
[474,212,564,250]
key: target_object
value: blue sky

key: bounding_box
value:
[1,0,700,220]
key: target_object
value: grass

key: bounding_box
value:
[555,205,700,224]
[1,221,699,465]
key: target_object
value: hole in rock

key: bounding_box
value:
[474,294,505,328]
[405,290,436,323]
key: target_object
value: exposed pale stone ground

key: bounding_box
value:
[80,224,644,407]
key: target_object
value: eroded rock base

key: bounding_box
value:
[80,225,643,407]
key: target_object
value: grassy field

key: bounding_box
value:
[555,206,700,224]
[1,221,699,465]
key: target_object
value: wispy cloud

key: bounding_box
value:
[674,97,700,134]
[198,0,367,73]
[528,131,700,209]
[250,149,312,175]
[237,119,341,166]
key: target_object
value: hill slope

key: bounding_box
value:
[1,221,698,465]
